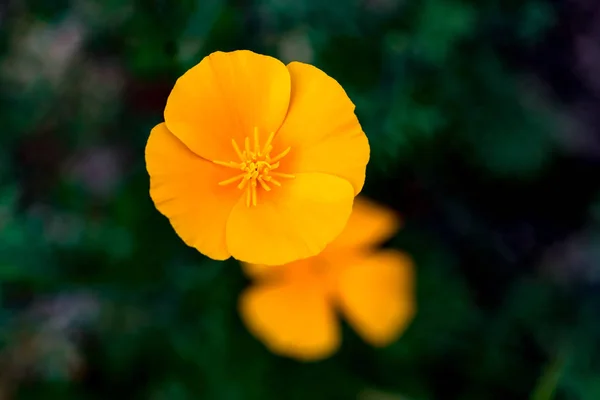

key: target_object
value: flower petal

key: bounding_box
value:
[164,50,291,161]
[225,173,354,265]
[241,259,300,281]
[242,257,318,282]
[145,123,240,260]
[276,62,370,194]
[239,281,339,361]
[241,262,278,280]
[336,250,415,346]
[329,197,400,251]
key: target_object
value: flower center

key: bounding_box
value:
[212,127,295,207]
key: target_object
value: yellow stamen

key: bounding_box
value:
[270,172,295,179]
[232,139,244,162]
[213,160,240,169]
[218,173,245,186]
[262,132,275,155]
[237,176,250,190]
[269,147,291,164]
[257,177,271,191]
[212,127,294,207]
[251,181,257,206]
[265,176,282,187]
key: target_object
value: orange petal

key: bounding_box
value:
[241,259,296,281]
[242,257,318,282]
[145,123,240,260]
[329,197,400,251]
[225,173,354,265]
[239,281,340,361]
[335,250,415,346]
[275,62,370,194]
[241,262,278,280]
[164,50,291,161]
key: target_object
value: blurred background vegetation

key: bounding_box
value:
[2,0,600,399]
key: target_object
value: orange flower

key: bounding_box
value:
[145,50,369,265]
[239,197,415,361]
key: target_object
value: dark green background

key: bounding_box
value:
[2,0,600,399]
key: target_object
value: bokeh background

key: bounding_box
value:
[2,0,600,399]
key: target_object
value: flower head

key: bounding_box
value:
[239,197,415,361]
[145,50,369,265]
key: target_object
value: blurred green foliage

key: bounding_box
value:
[1,0,600,399]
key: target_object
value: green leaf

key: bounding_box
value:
[412,0,476,63]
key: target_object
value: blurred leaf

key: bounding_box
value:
[177,0,225,69]
[518,1,555,45]
[150,380,191,400]
[411,0,476,63]
[446,55,556,177]
[383,87,447,153]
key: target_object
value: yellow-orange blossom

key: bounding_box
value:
[145,50,369,265]
[240,197,415,361]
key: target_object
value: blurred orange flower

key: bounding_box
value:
[145,50,369,265]
[239,197,415,361]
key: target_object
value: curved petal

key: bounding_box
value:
[275,62,370,194]
[241,258,305,281]
[145,123,240,260]
[239,281,339,361]
[241,262,281,280]
[242,257,322,282]
[329,197,400,251]
[164,50,291,161]
[225,173,354,265]
[335,250,415,346]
